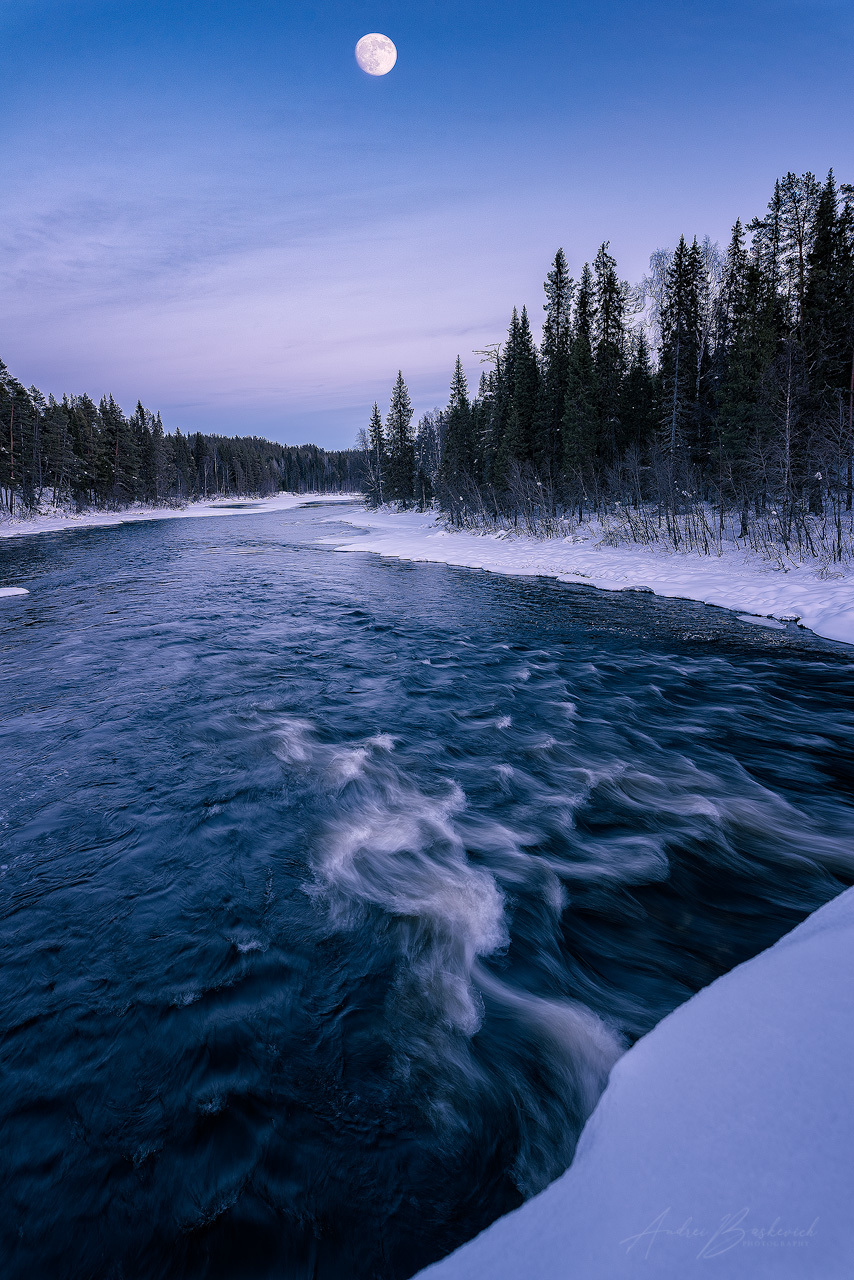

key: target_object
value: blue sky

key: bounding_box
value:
[0,0,851,448]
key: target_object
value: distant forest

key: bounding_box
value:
[365,171,854,563]
[0,368,363,516]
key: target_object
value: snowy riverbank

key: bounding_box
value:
[323,508,854,647]
[7,498,854,648]
[0,492,359,542]
[417,884,854,1280]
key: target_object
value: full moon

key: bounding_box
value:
[355,33,397,76]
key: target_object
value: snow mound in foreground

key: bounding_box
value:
[418,886,854,1279]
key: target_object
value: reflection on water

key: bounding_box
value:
[1,505,852,1279]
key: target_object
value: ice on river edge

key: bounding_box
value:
[322,507,854,647]
[417,883,854,1280]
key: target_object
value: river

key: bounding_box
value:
[1,502,852,1279]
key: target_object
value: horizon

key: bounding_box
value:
[1,0,852,449]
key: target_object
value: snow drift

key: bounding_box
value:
[417,885,854,1279]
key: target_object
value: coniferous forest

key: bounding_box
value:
[0,367,363,517]
[5,168,852,559]
[364,171,854,564]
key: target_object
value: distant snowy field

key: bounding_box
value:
[417,885,854,1280]
[0,491,359,542]
[323,508,854,647]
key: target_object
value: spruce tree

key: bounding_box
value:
[475,361,503,488]
[384,371,415,504]
[536,248,574,475]
[150,412,172,501]
[619,329,657,454]
[487,320,514,489]
[593,241,628,462]
[659,236,702,460]
[803,172,854,400]
[714,220,764,505]
[497,306,540,479]
[562,264,598,498]
[366,402,386,505]
[96,394,139,503]
[512,306,540,462]
[439,357,473,492]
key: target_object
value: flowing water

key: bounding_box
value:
[1,503,852,1280]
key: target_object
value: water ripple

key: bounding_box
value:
[0,505,852,1279]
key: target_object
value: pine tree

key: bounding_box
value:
[536,249,574,475]
[384,371,415,504]
[0,362,31,514]
[497,306,540,479]
[713,221,766,506]
[483,332,511,489]
[97,394,138,503]
[150,412,173,501]
[779,171,822,330]
[365,402,386,505]
[439,356,473,491]
[748,180,783,301]
[473,362,502,488]
[40,395,72,503]
[67,394,99,504]
[513,306,540,462]
[659,236,702,459]
[593,241,628,462]
[803,172,854,400]
[619,329,657,453]
[562,264,598,492]
[414,408,443,509]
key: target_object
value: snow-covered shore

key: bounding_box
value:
[0,491,359,542]
[417,884,854,1280]
[324,508,854,647]
[7,498,854,648]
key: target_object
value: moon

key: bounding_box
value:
[355,33,397,76]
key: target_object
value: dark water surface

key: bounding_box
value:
[1,504,853,1280]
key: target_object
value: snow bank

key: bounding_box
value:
[0,492,359,540]
[323,508,854,646]
[416,885,854,1280]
